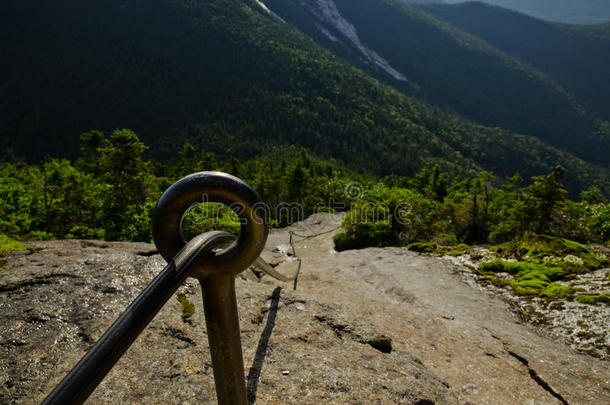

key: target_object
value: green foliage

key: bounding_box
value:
[480,259,565,281]
[491,234,608,272]
[574,294,610,305]
[480,259,574,298]
[0,235,26,258]
[541,283,572,298]
[176,294,195,322]
[521,166,568,235]
[419,1,610,119]
[95,129,154,241]
[181,203,241,241]
[0,164,35,236]
[1,0,609,197]
[0,130,157,242]
[334,181,441,251]
[406,242,437,253]
[584,204,610,242]
[334,203,392,251]
[1,130,608,259]
[267,0,610,168]
[66,226,105,241]
[333,165,609,251]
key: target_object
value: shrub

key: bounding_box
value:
[334,202,393,251]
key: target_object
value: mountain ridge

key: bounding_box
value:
[442,0,610,24]
[0,0,608,194]
[263,0,610,167]
[417,1,610,122]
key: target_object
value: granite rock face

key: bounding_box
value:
[1,214,609,404]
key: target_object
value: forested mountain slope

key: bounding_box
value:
[418,1,610,121]
[263,0,610,167]
[0,0,608,193]
[442,0,610,25]
[0,0,469,173]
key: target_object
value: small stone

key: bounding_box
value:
[461,383,480,395]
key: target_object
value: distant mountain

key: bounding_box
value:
[263,0,610,166]
[0,0,608,194]
[398,0,442,3]
[418,2,610,121]
[443,0,610,24]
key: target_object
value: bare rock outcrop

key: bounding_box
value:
[1,214,608,404]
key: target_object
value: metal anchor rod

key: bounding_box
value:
[200,273,247,404]
[152,172,269,405]
[41,231,235,405]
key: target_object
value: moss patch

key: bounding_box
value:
[480,259,564,280]
[491,234,608,272]
[479,259,575,298]
[541,283,572,298]
[437,244,471,256]
[0,235,26,258]
[406,242,437,253]
[574,294,610,305]
[176,293,195,322]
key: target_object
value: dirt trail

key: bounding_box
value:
[266,213,610,404]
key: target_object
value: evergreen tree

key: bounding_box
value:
[522,166,568,235]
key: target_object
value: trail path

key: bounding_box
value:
[265,214,609,404]
[0,213,608,404]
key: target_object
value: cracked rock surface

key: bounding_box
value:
[1,214,609,404]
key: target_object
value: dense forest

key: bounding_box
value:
[417,1,610,121]
[1,130,608,246]
[1,0,609,197]
[264,0,610,167]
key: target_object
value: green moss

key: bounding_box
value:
[406,242,437,253]
[479,259,564,280]
[0,235,25,258]
[176,293,195,321]
[479,259,576,298]
[574,294,610,305]
[517,278,548,290]
[437,244,471,256]
[541,283,571,298]
[512,285,539,295]
[491,234,608,272]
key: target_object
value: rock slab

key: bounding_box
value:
[1,214,609,404]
